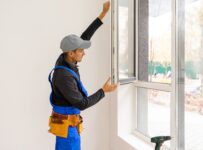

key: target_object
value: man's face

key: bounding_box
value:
[72,48,85,62]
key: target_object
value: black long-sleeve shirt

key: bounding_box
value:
[51,18,105,110]
[80,18,103,40]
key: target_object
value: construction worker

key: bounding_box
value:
[48,1,118,150]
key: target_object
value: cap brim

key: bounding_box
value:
[79,40,91,49]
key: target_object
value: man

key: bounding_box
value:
[48,1,118,150]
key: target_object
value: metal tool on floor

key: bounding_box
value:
[151,136,171,150]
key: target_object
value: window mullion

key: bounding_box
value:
[171,0,185,149]
[111,0,119,84]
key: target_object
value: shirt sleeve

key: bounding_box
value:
[54,70,105,110]
[80,17,103,40]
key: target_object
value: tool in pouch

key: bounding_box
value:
[48,66,88,138]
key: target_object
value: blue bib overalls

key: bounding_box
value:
[48,66,88,150]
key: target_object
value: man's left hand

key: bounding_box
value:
[98,1,110,21]
[103,1,110,14]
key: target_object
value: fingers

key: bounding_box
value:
[103,1,110,12]
[105,77,119,86]
[105,1,110,5]
[111,85,117,91]
[110,84,118,91]
[102,77,119,93]
[104,1,110,4]
[105,1,110,9]
[105,77,111,84]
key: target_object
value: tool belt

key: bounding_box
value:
[48,111,83,138]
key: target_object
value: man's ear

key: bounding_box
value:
[67,51,74,57]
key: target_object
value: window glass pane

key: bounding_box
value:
[118,0,134,80]
[136,88,171,144]
[185,0,203,149]
[138,0,171,83]
[136,88,171,148]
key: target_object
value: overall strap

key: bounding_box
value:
[48,65,88,98]
[48,66,80,85]
[48,66,88,115]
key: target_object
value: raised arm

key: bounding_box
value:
[80,1,110,40]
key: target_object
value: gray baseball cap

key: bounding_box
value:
[60,34,91,52]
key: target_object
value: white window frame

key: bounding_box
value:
[111,0,185,149]
[111,0,136,84]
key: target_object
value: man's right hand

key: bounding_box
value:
[102,77,118,93]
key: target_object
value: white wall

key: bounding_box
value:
[110,85,137,150]
[110,84,155,150]
[0,0,111,150]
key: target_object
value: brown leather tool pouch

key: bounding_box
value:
[48,116,69,138]
[48,112,83,138]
